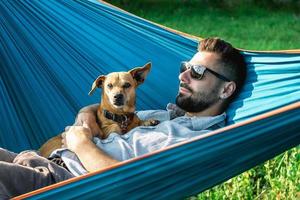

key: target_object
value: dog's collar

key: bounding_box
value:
[103,110,134,133]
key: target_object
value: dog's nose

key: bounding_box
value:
[113,94,124,106]
[114,94,124,100]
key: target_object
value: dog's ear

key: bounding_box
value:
[129,62,151,86]
[88,75,105,96]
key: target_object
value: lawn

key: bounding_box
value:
[106,0,300,199]
[106,0,300,51]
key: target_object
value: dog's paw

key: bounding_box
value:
[143,119,160,126]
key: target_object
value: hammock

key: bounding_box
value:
[0,0,299,199]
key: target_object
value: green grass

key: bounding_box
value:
[106,1,300,199]
[107,0,300,50]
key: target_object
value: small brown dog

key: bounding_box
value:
[88,62,159,138]
[39,62,159,157]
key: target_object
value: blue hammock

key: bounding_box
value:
[0,0,299,199]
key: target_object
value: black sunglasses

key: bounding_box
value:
[180,61,231,82]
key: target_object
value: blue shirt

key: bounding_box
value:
[52,104,226,176]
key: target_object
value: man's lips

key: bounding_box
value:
[179,87,191,94]
[179,83,192,94]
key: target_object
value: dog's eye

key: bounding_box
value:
[123,83,131,89]
[107,83,113,89]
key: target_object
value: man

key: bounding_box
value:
[0,38,247,198]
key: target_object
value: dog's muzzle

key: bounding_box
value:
[113,94,124,106]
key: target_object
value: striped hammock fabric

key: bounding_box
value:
[0,0,299,199]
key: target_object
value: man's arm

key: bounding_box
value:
[78,103,99,113]
[62,125,119,172]
[67,104,101,137]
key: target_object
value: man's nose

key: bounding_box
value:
[179,69,190,83]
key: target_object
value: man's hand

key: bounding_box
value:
[62,123,119,172]
[62,123,93,152]
[65,104,101,137]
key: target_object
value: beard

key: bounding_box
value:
[176,83,219,113]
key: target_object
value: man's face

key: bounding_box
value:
[176,51,225,112]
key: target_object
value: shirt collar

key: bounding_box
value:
[189,113,226,130]
[166,103,226,130]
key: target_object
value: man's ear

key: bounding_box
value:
[219,81,236,99]
[88,75,105,96]
[129,62,151,86]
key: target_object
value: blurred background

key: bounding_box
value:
[105,1,299,199]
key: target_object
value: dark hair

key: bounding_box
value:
[198,37,247,101]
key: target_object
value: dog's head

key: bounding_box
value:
[89,62,151,112]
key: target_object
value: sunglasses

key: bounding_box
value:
[180,61,231,82]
